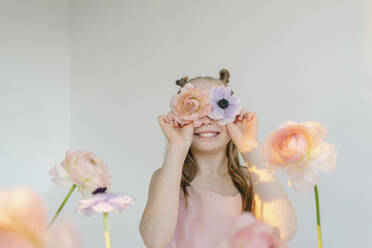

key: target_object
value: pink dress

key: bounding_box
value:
[166,183,243,248]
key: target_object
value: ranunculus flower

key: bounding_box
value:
[77,192,135,216]
[50,150,112,198]
[0,187,81,248]
[208,85,242,125]
[170,83,211,127]
[217,213,287,248]
[261,121,337,192]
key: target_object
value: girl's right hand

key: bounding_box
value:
[157,111,194,151]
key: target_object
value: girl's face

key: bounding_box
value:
[189,79,232,153]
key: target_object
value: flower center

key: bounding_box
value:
[217,98,229,109]
[92,187,107,195]
[183,96,201,113]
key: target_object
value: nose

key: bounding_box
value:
[200,116,213,126]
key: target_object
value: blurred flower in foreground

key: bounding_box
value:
[49,149,112,227]
[261,121,337,192]
[217,213,287,248]
[77,191,135,248]
[0,187,81,248]
[261,120,337,248]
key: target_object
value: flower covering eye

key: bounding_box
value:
[169,83,212,127]
[169,83,242,126]
[208,85,242,125]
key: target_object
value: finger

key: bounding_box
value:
[166,114,175,128]
[158,115,167,124]
[245,111,255,121]
[239,109,250,121]
[158,115,170,129]
[245,112,252,121]
[168,111,179,128]
[238,110,245,121]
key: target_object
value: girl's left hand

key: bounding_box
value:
[226,109,259,154]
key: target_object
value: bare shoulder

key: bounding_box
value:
[239,166,252,188]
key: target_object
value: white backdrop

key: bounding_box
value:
[1,0,372,247]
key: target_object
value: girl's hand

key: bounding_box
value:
[226,109,259,154]
[157,111,194,151]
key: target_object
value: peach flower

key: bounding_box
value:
[50,150,112,198]
[261,121,337,192]
[0,187,81,248]
[170,83,211,127]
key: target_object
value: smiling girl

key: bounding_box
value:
[139,69,297,248]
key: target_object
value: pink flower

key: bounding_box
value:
[217,213,287,248]
[261,121,337,192]
[170,83,211,127]
[77,192,134,216]
[49,150,112,198]
[0,187,81,248]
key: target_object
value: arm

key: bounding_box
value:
[241,147,297,241]
[139,114,193,248]
[226,110,297,241]
[139,145,187,248]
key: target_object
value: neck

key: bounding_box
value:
[190,147,229,178]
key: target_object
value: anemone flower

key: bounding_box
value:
[208,85,242,125]
[77,191,135,248]
[49,150,112,227]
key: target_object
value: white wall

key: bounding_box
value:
[0,0,71,193]
[70,0,372,247]
[1,0,371,247]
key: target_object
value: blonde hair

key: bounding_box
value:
[174,69,255,213]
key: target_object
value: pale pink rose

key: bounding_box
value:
[170,83,212,127]
[217,213,287,248]
[261,121,337,192]
[50,150,112,198]
[0,187,81,248]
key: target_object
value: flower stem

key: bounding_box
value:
[314,185,322,248]
[103,212,112,248]
[48,184,77,228]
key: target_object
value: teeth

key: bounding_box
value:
[198,132,218,137]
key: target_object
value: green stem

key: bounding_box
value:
[314,185,322,248]
[103,212,111,248]
[48,184,77,228]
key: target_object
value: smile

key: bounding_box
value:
[194,131,220,138]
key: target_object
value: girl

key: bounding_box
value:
[139,69,297,248]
